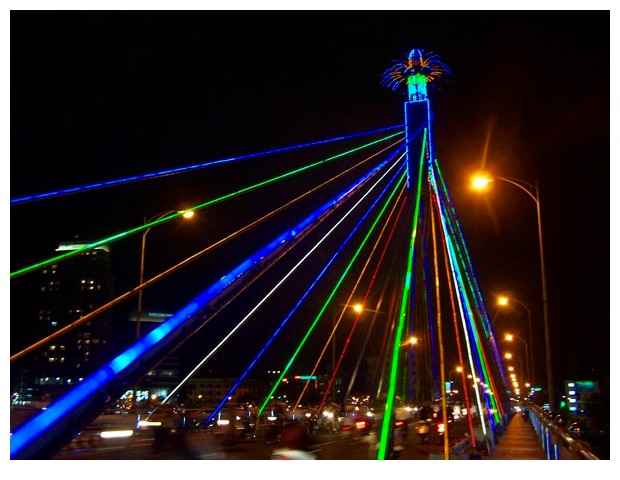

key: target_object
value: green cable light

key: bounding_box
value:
[11,131,404,278]
[377,129,427,460]
[258,170,407,417]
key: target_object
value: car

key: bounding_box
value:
[431,410,454,436]
[213,407,256,444]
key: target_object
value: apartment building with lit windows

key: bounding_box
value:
[15,241,114,403]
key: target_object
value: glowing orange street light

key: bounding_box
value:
[505,333,530,383]
[497,295,535,386]
[401,336,418,347]
[137,209,195,339]
[504,352,524,386]
[331,303,376,402]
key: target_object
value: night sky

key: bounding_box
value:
[9,9,611,407]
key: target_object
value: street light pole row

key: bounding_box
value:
[498,296,535,386]
[473,175,554,409]
[505,333,530,383]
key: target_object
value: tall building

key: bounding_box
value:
[15,241,114,403]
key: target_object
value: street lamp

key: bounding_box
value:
[504,352,524,390]
[136,209,195,340]
[400,336,418,347]
[473,174,554,409]
[497,296,535,385]
[504,333,530,383]
[330,303,363,403]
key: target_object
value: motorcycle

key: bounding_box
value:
[417,421,431,444]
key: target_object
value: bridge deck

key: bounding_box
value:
[490,413,546,460]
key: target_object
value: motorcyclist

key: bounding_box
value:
[270,421,317,460]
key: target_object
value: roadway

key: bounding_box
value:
[52,418,472,460]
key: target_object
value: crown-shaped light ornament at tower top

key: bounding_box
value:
[381,48,450,102]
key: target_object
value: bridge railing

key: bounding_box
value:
[526,404,600,460]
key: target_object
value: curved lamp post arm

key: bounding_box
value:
[497,177,538,204]
[136,210,183,339]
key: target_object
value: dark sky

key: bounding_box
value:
[9,10,610,398]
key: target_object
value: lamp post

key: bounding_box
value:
[331,303,363,403]
[136,209,195,340]
[504,333,530,383]
[497,296,535,386]
[473,175,554,410]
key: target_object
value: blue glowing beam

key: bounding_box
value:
[9,142,401,460]
[204,155,406,426]
[11,124,404,205]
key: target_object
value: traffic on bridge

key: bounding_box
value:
[10,10,609,468]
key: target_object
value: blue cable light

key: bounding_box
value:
[9,142,403,459]
[11,124,405,205]
[205,156,407,426]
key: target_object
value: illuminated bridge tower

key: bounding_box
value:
[381,48,452,403]
[382,48,449,191]
[377,49,511,460]
[375,48,453,459]
[10,48,511,461]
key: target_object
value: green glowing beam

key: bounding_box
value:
[11,131,404,278]
[377,129,427,460]
[258,170,407,416]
